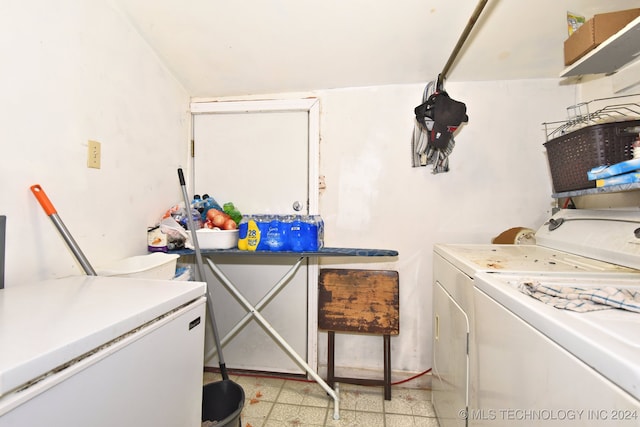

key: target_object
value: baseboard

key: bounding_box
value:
[204,365,432,390]
[317,365,432,390]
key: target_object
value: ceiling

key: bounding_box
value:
[112,0,640,98]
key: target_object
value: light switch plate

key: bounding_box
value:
[88,140,101,169]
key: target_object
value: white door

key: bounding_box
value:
[433,281,469,427]
[191,99,319,374]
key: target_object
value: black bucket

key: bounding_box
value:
[201,380,245,427]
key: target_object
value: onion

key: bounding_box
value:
[206,208,223,221]
[223,218,237,230]
[211,214,226,227]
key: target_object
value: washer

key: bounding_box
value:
[473,272,640,426]
[432,209,640,427]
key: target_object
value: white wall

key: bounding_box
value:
[3,0,636,386]
[0,0,190,285]
[191,79,595,382]
[313,79,577,380]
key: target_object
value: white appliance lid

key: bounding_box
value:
[434,243,638,278]
[0,276,206,397]
[475,272,640,401]
[535,209,640,270]
[434,209,640,276]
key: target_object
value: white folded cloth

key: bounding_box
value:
[518,281,640,313]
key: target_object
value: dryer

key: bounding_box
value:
[432,209,640,427]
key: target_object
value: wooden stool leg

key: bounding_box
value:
[327,331,336,388]
[383,334,391,400]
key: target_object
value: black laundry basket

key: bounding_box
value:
[202,379,245,427]
[544,119,640,192]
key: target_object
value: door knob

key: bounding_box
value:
[292,201,303,211]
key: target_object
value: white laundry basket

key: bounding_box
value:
[97,253,179,280]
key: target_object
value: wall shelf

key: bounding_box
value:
[561,16,640,78]
[552,182,640,199]
[555,16,640,200]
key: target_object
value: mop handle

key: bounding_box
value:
[177,170,206,279]
[30,184,57,215]
[30,185,97,276]
[177,168,229,380]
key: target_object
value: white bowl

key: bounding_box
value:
[187,228,239,250]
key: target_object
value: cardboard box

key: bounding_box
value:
[564,8,640,66]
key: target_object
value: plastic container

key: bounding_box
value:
[238,215,264,251]
[544,119,640,192]
[192,194,204,214]
[237,214,324,252]
[288,215,304,252]
[187,229,239,250]
[237,215,251,250]
[265,216,289,251]
[301,215,318,251]
[254,215,271,251]
[200,194,223,220]
[96,253,179,280]
[315,215,325,249]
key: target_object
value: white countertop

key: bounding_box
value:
[0,276,206,397]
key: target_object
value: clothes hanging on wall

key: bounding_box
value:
[411,82,468,173]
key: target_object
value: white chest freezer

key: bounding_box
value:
[0,276,207,427]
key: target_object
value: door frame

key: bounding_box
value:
[189,98,321,372]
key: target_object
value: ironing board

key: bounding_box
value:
[173,247,398,419]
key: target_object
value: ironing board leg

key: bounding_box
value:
[204,258,341,419]
[205,257,303,359]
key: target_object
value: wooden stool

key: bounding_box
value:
[318,269,399,400]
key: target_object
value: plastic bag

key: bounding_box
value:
[159,216,193,250]
[163,202,203,230]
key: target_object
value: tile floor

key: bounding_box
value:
[203,371,440,427]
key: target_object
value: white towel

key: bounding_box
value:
[518,281,640,313]
[411,80,455,174]
[411,118,455,173]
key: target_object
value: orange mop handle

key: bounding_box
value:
[30,185,57,216]
[30,184,97,276]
